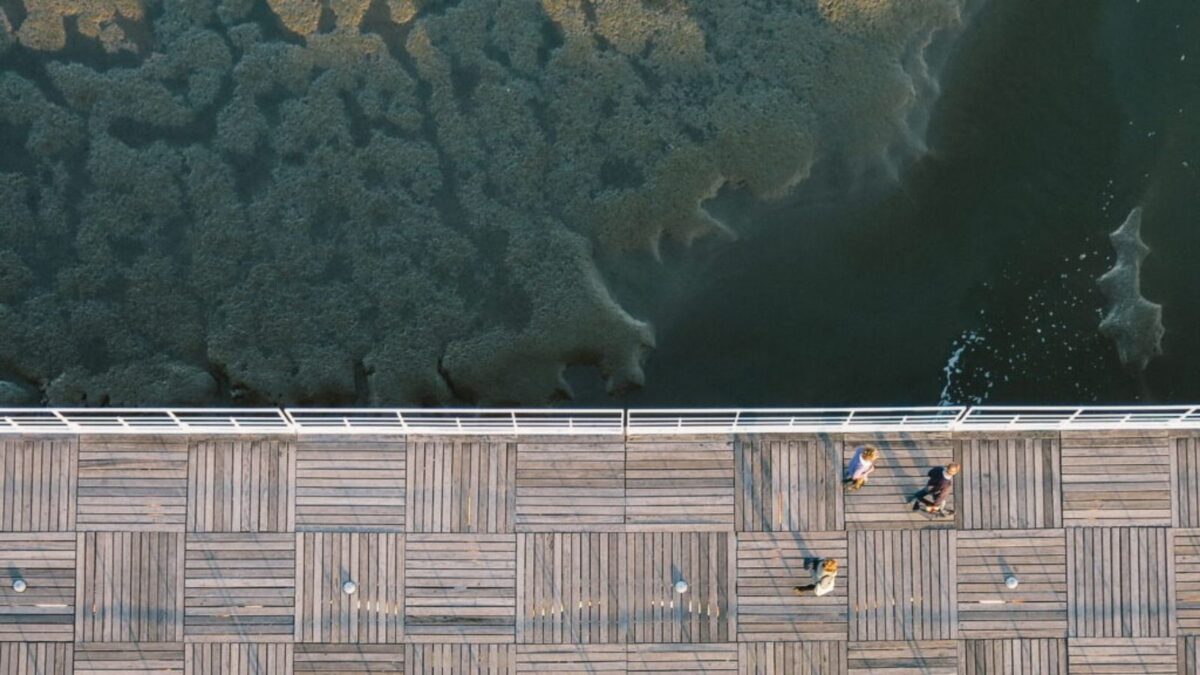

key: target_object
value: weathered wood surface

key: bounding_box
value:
[0,429,1193,673]
[960,638,1065,674]
[956,530,1067,637]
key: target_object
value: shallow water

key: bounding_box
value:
[587,0,1200,407]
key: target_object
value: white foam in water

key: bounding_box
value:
[1096,207,1165,372]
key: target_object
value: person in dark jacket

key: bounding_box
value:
[912,462,959,513]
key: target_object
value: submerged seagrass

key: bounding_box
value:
[0,0,965,404]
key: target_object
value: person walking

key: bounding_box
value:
[913,462,959,513]
[793,558,838,597]
[844,445,880,491]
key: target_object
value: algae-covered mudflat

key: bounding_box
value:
[0,0,1197,407]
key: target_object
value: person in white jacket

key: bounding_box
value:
[843,445,880,491]
[793,558,838,597]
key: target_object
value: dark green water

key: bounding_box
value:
[586,0,1200,408]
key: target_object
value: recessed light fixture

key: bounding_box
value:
[12,579,27,593]
[343,580,358,595]
[673,580,688,594]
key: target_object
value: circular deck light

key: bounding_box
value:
[1004,576,1019,590]
[673,580,689,594]
[342,580,358,595]
[12,579,27,593]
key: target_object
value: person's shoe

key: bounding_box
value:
[793,586,805,596]
[911,501,921,511]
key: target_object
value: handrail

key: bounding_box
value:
[0,405,1197,435]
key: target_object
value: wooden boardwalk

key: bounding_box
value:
[0,429,1196,673]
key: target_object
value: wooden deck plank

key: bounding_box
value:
[956,529,1067,638]
[515,644,624,672]
[0,643,73,675]
[405,534,516,643]
[959,638,1065,674]
[626,643,737,673]
[956,434,1061,529]
[73,642,183,673]
[183,533,295,642]
[407,439,515,533]
[76,531,183,643]
[1067,526,1174,638]
[1175,434,1200,528]
[187,438,294,533]
[515,439,624,532]
[849,530,956,641]
[1176,529,1200,635]
[846,640,956,674]
[842,433,955,530]
[1060,431,1173,526]
[734,435,842,532]
[295,436,405,532]
[0,533,75,642]
[0,436,76,532]
[737,641,846,674]
[185,643,292,674]
[625,437,734,531]
[1068,637,1177,674]
[293,644,405,673]
[77,436,188,531]
[736,532,848,641]
[295,532,404,643]
[406,643,514,673]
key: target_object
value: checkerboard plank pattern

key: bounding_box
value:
[184,533,295,642]
[1060,431,1173,526]
[960,639,1065,674]
[407,438,515,533]
[73,643,183,673]
[294,645,405,673]
[842,433,956,530]
[517,532,619,644]
[76,531,183,642]
[295,436,405,532]
[626,436,734,531]
[0,533,75,641]
[956,433,1061,529]
[405,535,516,643]
[0,436,76,531]
[738,641,846,674]
[187,438,294,533]
[956,530,1067,637]
[185,643,292,674]
[735,435,842,532]
[736,532,848,641]
[77,436,187,531]
[0,643,73,675]
[847,641,957,674]
[515,437,624,531]
[1068,637,1177,674]
[850,529,957,641]
[295,532,404,643]
[1067,526,1174,637]
[1176,529,1200,634]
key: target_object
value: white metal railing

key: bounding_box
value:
[0,405,1198,435]
[0,408,291,434]
[284,408,625,435]
[956,405,1200,430]
[625,407,966,434]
